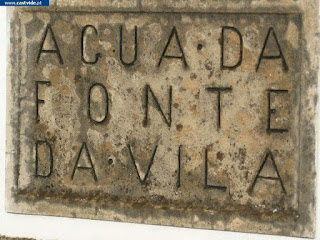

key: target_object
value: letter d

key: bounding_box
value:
[35,140,53,178]
[221,26,243,70]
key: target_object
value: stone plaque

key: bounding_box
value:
[6,1,318,238]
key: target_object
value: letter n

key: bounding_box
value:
[143,84,172,127]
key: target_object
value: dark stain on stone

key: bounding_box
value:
[217,151,224,161]
[176,124,183,131]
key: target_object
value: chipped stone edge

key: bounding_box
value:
[5,1,318,238]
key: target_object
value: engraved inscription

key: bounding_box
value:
[15,12,302,222]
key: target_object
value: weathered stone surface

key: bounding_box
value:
[6,1,318,238]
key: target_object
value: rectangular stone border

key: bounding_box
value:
[5,1,318,238]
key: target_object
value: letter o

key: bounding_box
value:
[88,83,109,124]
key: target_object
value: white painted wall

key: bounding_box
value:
[0,7,318,240]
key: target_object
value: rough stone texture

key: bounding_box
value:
[6,0,318,238]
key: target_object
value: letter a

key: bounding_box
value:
[158,26,188,68]
[256,27,288,72]
[37,24,64,64]
[250,150,286,194]
[71,142,97,182]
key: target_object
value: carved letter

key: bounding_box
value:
[206,87,232,130]
[177,145,182,188]
[158,26,188,68]
[36,81,51,121]
[256,27,288,72]
[143,84,172,127]
[128,144,158,184]
[250,150,286,194]
[267,89,289,133]
[221,26,243,70]
[37,24,64,64]
[88,83,109,124]
[81,25,101,64]
[204,147,227,191]
[35,140,53,178]
[71,142,98,182]
[120,25,138,66]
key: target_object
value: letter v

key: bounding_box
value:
[127,144,158,184]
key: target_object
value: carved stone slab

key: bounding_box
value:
[6,1,318,238]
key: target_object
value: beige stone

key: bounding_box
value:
[6,1,318,238]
